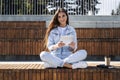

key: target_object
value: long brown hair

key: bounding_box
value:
[43,8,69,51]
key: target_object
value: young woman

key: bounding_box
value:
[40,8,88,69]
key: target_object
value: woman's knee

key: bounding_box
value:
[40,51,49,60]
[77,50,87,59]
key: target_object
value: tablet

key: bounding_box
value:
[59,35,73,45]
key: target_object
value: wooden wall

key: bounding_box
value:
[0,21,46,55]
[0,21,120,56]
[76,28,120,56]
[0,67,119,80]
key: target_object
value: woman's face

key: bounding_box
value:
[58,12,67,27]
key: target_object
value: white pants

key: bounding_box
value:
[40,50,87,68]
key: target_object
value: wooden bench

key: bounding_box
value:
[0,21,46,56]
[75,28,120,65]
[0,63,120,80]
[76,28,120,56]
[0,21,120,57]
[0,21,120,80]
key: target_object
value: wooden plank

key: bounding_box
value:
[0,68,120,80]
[100,70,105,80]
[69,69,73,80]
[0,70,3,80]
[72,69,77,80]
[0,21,46,55]
[44,69,49,80]
[77,69,81,80]
[48,69,53,80]
[0,22,120,56]
[4,70,8,80]
[40,70,45,80]
[80,69,85,80]
[24,70,29,80]
[32,70,37,80]
[85,69,93,80]
[36,70,41,80]
[53,69,57,80]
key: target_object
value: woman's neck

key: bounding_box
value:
[60,24,67,27]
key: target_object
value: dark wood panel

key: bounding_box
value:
[0,21,120,56]
[77,41,120,56]
[0,21,46,55]
[0,68,120,80]
[76,28,120,38]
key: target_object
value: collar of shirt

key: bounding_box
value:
[51,25,73,35]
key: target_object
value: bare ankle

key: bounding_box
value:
[63,63,72,68]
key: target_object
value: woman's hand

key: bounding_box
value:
[51,41,65,51]
[68,41,75,50]
[57,41,65,48]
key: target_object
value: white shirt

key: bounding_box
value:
[58,26,67,36]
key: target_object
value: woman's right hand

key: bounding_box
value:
[52,41,65,50]
[56,41,65,48]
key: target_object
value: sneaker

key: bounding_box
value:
[44,62,57,68]
[72,61,88,69]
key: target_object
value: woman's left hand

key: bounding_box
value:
[68,41,75,50]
